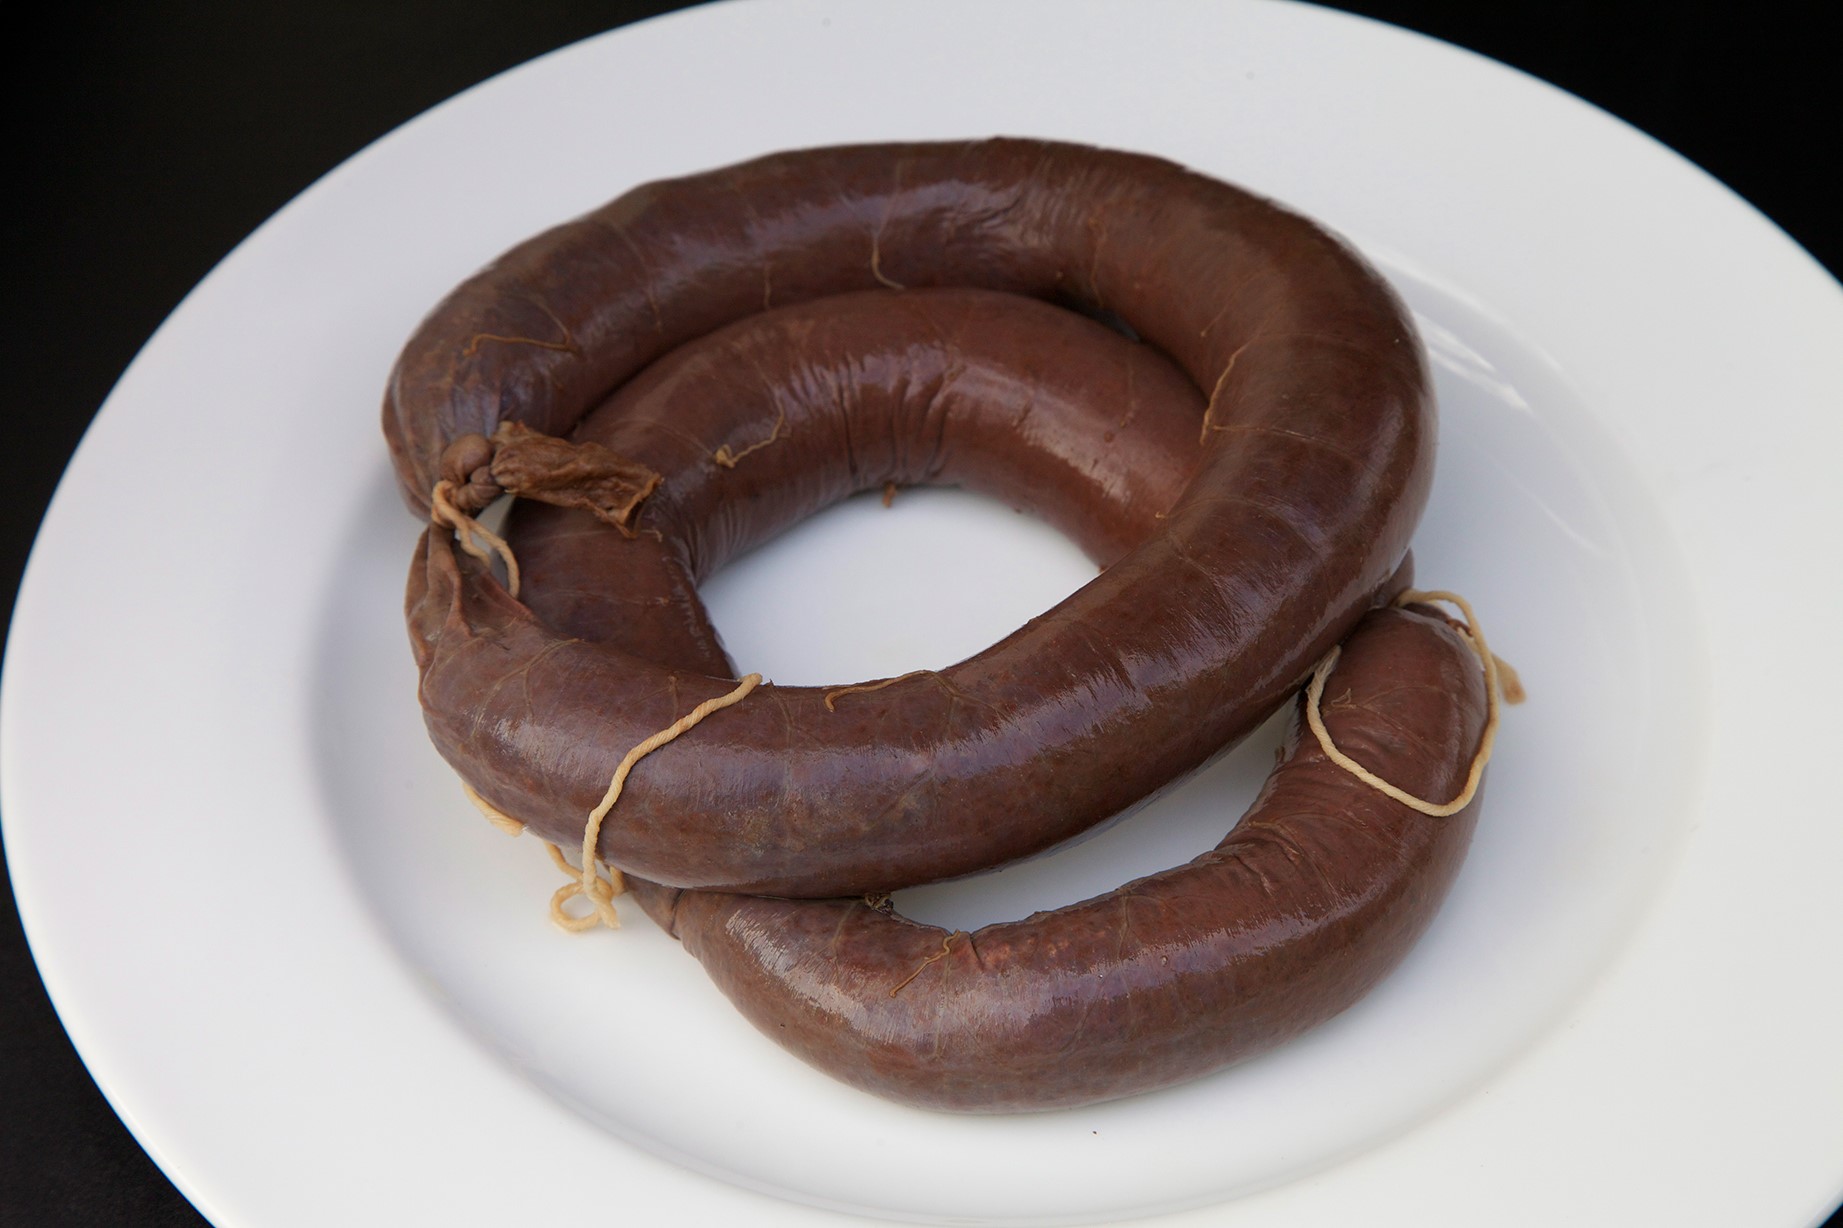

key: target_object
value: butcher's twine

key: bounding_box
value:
[1305,589,1523,818]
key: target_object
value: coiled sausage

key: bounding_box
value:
[394,141,1432,896]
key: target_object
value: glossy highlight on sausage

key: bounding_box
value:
[394,139,1434,896]
[624,604,1487,1112]
[504,289,1204,662]
[482,295,1488,1111]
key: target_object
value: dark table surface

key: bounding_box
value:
[4,3,1839,1224]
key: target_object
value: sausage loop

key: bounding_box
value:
[384,142,1518,1108]
[395,143,1440,895]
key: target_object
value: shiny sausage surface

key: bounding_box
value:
[505,289,1203,662]
[625,604,1487,1112]
[394,140,1433,895]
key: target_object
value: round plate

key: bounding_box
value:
[6,1,1841,1224]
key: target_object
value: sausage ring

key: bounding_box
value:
[393,139,1434,896]
[474,287,1491,1112]
[481,290,1495,1111]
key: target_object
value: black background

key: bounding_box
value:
[4,2,1839,1224]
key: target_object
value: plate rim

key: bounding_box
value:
[6,1,1842,1224]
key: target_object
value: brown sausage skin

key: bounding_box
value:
[624,604,1486,1113]
[385,140,1426,517]
[410,289,1216,894]
[504,289,1204,658]
[399,141,1433,896]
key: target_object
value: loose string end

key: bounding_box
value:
[1493,653,1526,705]
[430,479,523,598]
[461,779,527,837]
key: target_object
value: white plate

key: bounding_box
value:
[6,1,1841,1224]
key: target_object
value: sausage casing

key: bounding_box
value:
[397,141,1433,896]
[625,604,1487,1112]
